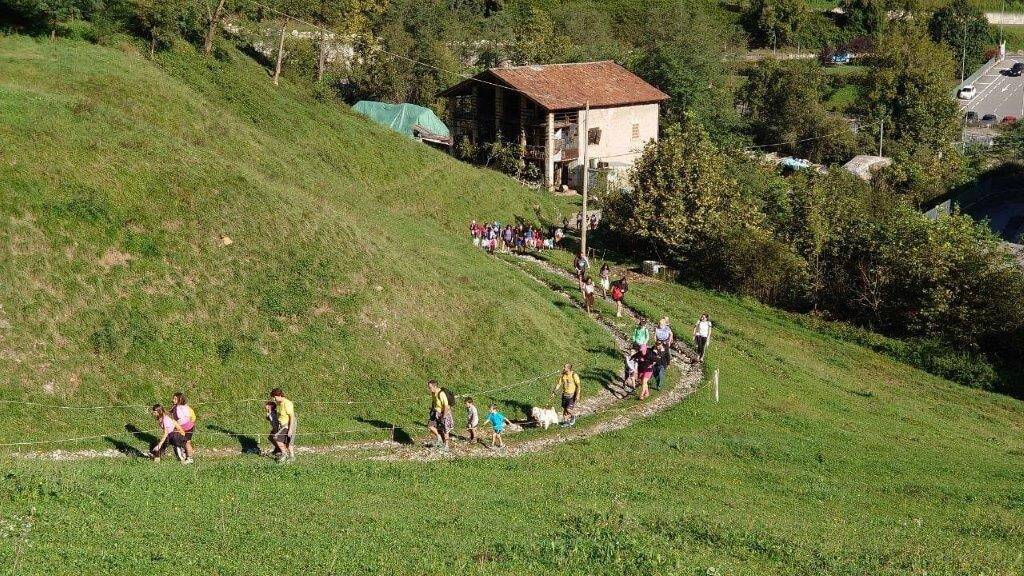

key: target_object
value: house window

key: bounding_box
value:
[588,127,601,145]
[631,123,640,140]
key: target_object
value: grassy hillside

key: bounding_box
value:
[2,34,1024,576]
[0,35,606,445]
[3,251,1024,574]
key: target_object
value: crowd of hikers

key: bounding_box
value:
[469,220,563,253]
[145,221,714,463]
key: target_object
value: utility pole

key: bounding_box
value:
[960,17,968,88]
[273,17,289,86]
[878,114,884,157]
[579,101,590,260]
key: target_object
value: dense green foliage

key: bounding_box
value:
[740,59,857,163]
[604,121,1024,393]
[865,24,965,203]
[928,0,993,80]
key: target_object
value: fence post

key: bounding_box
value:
[390,425,396,443]
[713,369,719,403]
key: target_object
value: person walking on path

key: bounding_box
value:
[582,277,596,313]
[552,364,582,427]
[599,264,611,298]
[633,345,657,400]
[427,379,453,451]
[655,317,674,348]
[632,319,650,347]
[610,276,628,318]
[170,392,196,464]
[653,342,671,391]
[693,314,713,361]
[265,400,282,458]
[623,346,638,393]
[573,253,590,290]
[149,404,189,464]
[270,388,296,462]
[465,397,479,444]
[485,405,511,449]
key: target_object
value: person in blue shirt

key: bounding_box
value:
[484,404,511,449]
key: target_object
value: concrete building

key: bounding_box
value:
[440,61,668,190]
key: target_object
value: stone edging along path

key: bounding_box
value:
[12,254,704,462]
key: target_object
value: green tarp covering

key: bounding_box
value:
[352,101,451,143]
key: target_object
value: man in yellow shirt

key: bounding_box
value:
[427,379,452,451]
[552,364,582,427]
[270,388,296,462]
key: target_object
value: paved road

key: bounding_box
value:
[960,58,1024,121]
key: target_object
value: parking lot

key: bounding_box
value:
[959,57,1024,122]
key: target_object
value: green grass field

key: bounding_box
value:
[0,35,602,448]
[2,34,1024,575]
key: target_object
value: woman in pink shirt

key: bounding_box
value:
[150,404,189,464]
[171,392,196,464]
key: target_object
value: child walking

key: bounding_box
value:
[465,397,479,443]
[485,405,511,449]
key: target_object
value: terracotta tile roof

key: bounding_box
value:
[441,61,669,112]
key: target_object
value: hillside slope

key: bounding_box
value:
[0,35,601,443]
[3,251,1024,574]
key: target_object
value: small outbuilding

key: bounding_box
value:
[843,155,892,181]
[352,101,452,148]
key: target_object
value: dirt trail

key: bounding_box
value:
[12,254,703,463]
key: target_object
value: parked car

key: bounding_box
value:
[958,85,977,99]
[1003,115,1019,124]
[830,51,852,65]
[981,113,999,126]
[1009,62,1024,77]
[966,110,979,125]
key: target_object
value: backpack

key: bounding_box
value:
[610,284,624,300]
[442,387,457,409]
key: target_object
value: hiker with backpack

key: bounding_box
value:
[552,364,582,427]
[427,379,454,451]
[599,264,611,298]
[610,276,628,318]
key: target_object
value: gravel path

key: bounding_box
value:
[11,253,704,463]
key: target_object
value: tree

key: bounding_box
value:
[603,120,754,263]
[202,0,227,55]
[864,25,963,201]
[2,0,87,36]
[130,0,193,57]
[929,0,992,82]
[628,2,739,138]
[744,0,807,48]
[840,0,886,38]
[740,59,857,163]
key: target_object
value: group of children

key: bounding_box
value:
[469,220,563,254]
[427,379,512,451]
[426,365,584,451]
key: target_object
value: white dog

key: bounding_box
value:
[530,406,560,430]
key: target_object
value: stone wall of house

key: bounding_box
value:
[568,103,659,187]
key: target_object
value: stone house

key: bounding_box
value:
[440,61,669,190]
